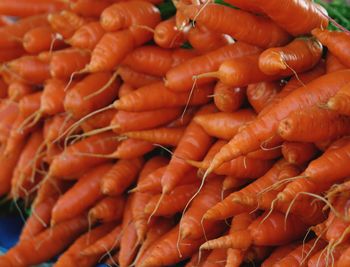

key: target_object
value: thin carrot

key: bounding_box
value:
[88,196,125,223]
[118,65,161,87]
[281,141,318,165]
[247,81,282,113]
[51,163,113,224]
[0,0,66,17]
[114,81,213,111]
[213,82,246,112]
[258,37,322,75]
[182,3,291,48]
[48,10,86,39]
[43,113,76,143]
[326,82,350,116]
[68,21,105,51]
[154,17,187,49]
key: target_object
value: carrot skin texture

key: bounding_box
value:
[213,82,246,112]
[154,17,187,49]
[70,0,115,17]
[247,81,282,113]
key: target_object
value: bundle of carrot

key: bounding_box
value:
[1,0,350,266]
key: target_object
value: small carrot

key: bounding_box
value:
[326,52,347,73]
[48,10,86,39]
[88,196,125,223]
[101,158,144,196]
[68,21,105,51]
[154,17,187,49]
[247,81,282,113]
[326,82,350,116]
[281,141,318,165]
[51,163,113,224]
[193,109,256,140]
[118,65,161,87]
[258,37,322,75]
[111,138,154,159]
[213,82,246,112]
[114,81,213,111]
[0,0,66,17]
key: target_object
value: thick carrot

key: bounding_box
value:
[111,138,154,159]
[247,81,282,113]
[8,82,35,102]
[193,110,256,140]
[0,0,66,17]
[123,127,185,147]
[101,158,144,196]
[68,21,105,51]
[144,182,200,216]
[312,28,350,67]
[261,243,300,267]
[165,42,261,91]
[188,25,230,54]
[118,65,161,87]
[48,10,86,39]
[326,52,347,73]
[70,0,114,17]
[49,132,119,178]
[88,196,125,223]
[154,17,187,49]
[213,82,245,112]
[182,4,291,48]
[64,72,120,119]
[326,82,350,116]
[258,37,322,75]
[0,215,88,267]
[122,46,195,77]
[278,106,350,143]
[51,163,113,224]
[206,69,350,176]
[281,141,318,165]
[114,81,213,111]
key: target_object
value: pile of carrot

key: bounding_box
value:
[1,0,350,266]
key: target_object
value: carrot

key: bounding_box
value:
[118,83,136,98]
[70,0,115,17]
[161,105,216,193]
[179,178,224,240]
[167,107,197,128]
[39,79,66,116]
[49,48,90,79]
[278,106,350,143]
[19,197,56,241]
[326,82,350,116]
[336,246,350,267]
[0,215,88,267]
[51,163,113,224]
[88,196,125,223]
[144,182,200,216]
[68,21,105,51]
[308,242,348,267]
[48,10,86,39]
[281,141,318,165]
[258,37,322,75]
[193,110,256,140]
[8,82,35,102]
[114,81,212,111]
[165,42,261,91]
[18,91,41,119]
[81,225,122,256]
[101,158,144,196]
[188,25,230,54]
[0,78,7,99]
[154,17,187,49]
[43,143,62,164]
[326,52,347,73]
[213,82,245,112]
[81,109,117,132]
[312,28,350,68]
[122,46,195,77]
[110,108,182,133]
[261,242,300,267]
[219,0,263,13]
[43,113,77,143]
[111,138,154,159]
[0,47,26,62]
[201,249,227,267]
[0,101,19,142]
[23,26,65,54]
[6,55,50,84]
[0,0,66,17]
[100,1,161,32]
[118,65,161,87]
[64,72,120,119]
[273,238,326,267]
[49,132,119,178]
[123,127,185,147]
[182,4,291,48]
[206,69,350,177]
[54,223,115,267]
[247,81,282,113]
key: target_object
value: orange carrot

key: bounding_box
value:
[49,132,119,178]
[312,28,350,67]
[0,0,66,17]
[0,215,88,267]
[213,82,246,112]
[8,82,36,102]
[165,42,261,91]
[194,110,256,140]
[18,91,41,119]
[68,21,105,51]
[89,196,125,223]
[182,4,291,48]
[51,163,113,224]
[114,81,213,111]
[43,113,76,143]
[101,158,144,196]
[0,78,7,99]
[111,138,154,159]
[258,37,322,75]
[308,242,348,267]
[48,10,86,39]
[0,101,19,142]
[154,17,187,49]
[118,83,136,98]
[326,52,347,73]
[118,65,161,87]
[247,81,282,113]
[326,82,350,116]
[334,246,350,267]
[81,109,117,133]
[0,47,26,62]
[261,243,300,267]
[201,249,227,267]
[70,0,114,17]
[281,141,318,165]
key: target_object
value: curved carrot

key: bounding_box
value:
[247,81,282,113]
[48,10,86,39]
[258,37,322,75]
[213,82,245,112]
[89,196,125,223]
[68,21,105,51]
[182,4,291,48]
[0,0,66,17]
[326,82,350,116]
[165,42,261,91]
[114,81,212,111]
[326,52,347,73]
[118,65,161,87]
[51,163,113,224]
[281,141,318,165]
[154,17,187,49]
